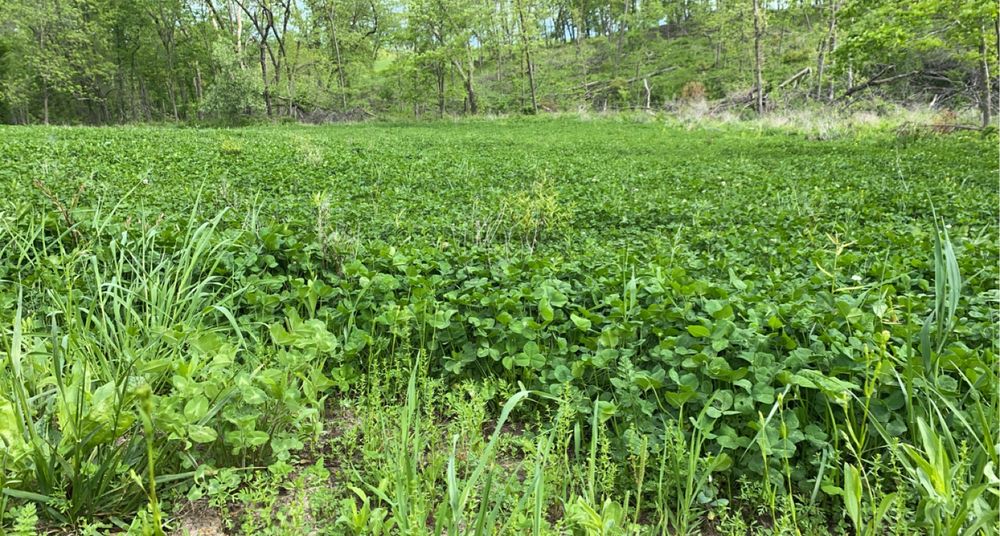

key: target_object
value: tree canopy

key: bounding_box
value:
[0,0,995,124]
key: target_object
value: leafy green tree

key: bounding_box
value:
[838,0,997,125]
[0,0,113,123]
[0,0,993,120]
[405,0,483,114]
[200,39,264,121]
[306,0,389,112]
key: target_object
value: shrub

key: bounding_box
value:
[200,40,263,123]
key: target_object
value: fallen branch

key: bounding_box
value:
[929,123,982,131]
[899,121,983,133]
[777,67,812,89]
[843,70,920,98]
[578,67,677,91]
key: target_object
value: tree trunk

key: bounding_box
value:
[43,84,50,125]
[737,5,746,75]
[139,76,152,121]
[827,10,838,100]
[436,64,445,117]
[613,0,629,77]
[465,74,478,114]
[815,1,838,100]
[168,77,179,120]
[980,24,993,128]
[752,0,765,114]
[288,50,297,118]
[285,46,296,117]
[516,0,538,113]
[413,64,420,118]
[327,9,349,110]
[129,47,140,121]
[260,44,272,116]
[276,1,293,115]
[237,5,244,64]
[573,4,588,100]
[195,62,204,102]
[38,16,49,124]
[454,57,478,114]
[116,68,126,122]
[234,1,273,116]
[149,8,181,120]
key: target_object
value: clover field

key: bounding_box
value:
[0,118,998,535]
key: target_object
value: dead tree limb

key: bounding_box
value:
[842,70,920,98]
[578,67,677,91]
[777,67,812,90]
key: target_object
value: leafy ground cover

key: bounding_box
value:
[0,117,998,534]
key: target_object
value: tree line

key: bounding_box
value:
[0,0,995,125]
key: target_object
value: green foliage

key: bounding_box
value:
[200,40,264,122]
[838,0,998,106]
[1,0,994,123]
[0,119,997,533]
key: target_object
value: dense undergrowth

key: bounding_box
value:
[0,118,997,534]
